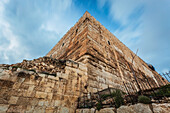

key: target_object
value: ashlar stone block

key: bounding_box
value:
[0,104,9,112]
[35,91,47,99]
[8,96,19,104]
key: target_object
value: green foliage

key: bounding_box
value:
[114,89,124,108]
[138,95,151,104]
[150,84,170,97]
[96,102,102,111]
[100,89,124,108]
[157,84,170,97]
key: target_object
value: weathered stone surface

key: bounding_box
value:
[77,103,170,113]
[46,107,54,113]
[76,108,95,113]
[33,106,45,113]
[96,108,115,113]
[0,104,9,112]
[16,97,30,106]
[8,96,19,104]
[54,100,61,107]
[152,103,170,113]
[25,105,35,113]
[47,93,53,100]
[0,71,10,80]
[7,105,26,113]
[0,56,89,113]
[29,98,39,106]
[35,91,47,99]
[117,103,152,113]
[60,107,69,113]
[0,68,3,73]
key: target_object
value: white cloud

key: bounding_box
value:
[108,0,143,25]
[0,0,31,64]
[0,0,80,64]
[97,0,107,8]
[40,0,76,35]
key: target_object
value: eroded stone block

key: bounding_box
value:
[8,96,19,104]
[33,106,45,113]
[0,104,9,112]
[35,91,47,99]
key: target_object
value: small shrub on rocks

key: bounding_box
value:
[138,95,151,104]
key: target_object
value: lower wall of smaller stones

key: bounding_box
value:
[0,60,88,113]
[76,103,170,113]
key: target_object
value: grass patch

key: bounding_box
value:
[114,89,124,108]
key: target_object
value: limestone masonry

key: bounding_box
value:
[47,11,167,92]
[0,11,168,113]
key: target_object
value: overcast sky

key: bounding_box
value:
[0,0,170,73]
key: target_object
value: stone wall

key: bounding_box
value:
[0,57,88,113]
[46,11,168,94]
[0,12,169,113]
[76,103,170,113]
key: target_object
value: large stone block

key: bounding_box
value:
[25,105,35,113]
[0,68,3,73]
[152,103,170,113]
[46,107,54,113]
[0,104,9,113]
[29,98,39,106]
[60,107,69,113]
[28,85,35,91]
[35,91,47,99]
[33,106,45,113]
[47,93,53,100]
[44,82,55,88]
[45,87,52,93]
[16,97,30,106]
[38,100,45,106]
[0,70,10,80]
[79,64,87,72]
[48,75,58,80]
[8,96,19,104]
[96,108,115,113]
[12,82,22,89]
[7,105,26,113]
[76,108,95,113]
[23,90,35,97]
[117,103,152,113]
[54,100,61,107]
[66,61,73,67]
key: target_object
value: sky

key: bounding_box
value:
[0,0,170,74]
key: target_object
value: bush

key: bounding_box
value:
[149,84,170,97]
[96,102,102,111]
[138,95,151,104]
[114,89,124,108]
[156,84,170,97]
